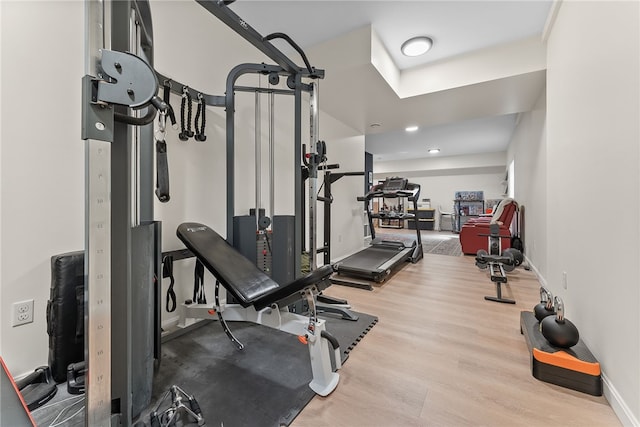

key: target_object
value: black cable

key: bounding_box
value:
[317,179,325,197]
[264,231,272,255]
[114,107,157,126]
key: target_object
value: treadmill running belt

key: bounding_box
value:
[337,246,404,270]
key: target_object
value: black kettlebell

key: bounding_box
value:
[533,287,555,322]
[541,296,579,348]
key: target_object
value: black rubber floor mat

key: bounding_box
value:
[141,311,378,426]
[30,311,377,427]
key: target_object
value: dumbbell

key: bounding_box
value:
[501,251,516,272]
[475,250,488,269]
[533,287,555,322]
[502,247,523,266]
[541,296,579,348]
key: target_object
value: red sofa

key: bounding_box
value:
[459,199,517,255]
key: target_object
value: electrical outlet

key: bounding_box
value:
[12,299,34,327]
[562,271,568,290]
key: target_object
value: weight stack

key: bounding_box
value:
[520,311,602,396]
[256,231,272,276]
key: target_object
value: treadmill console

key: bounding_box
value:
[359,176,419,203]
[382,177,408,194]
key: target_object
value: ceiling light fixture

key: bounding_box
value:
[401,36,433,57]
[405,125,419,132]
[428,148,440,154]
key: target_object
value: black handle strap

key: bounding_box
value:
[193,260,206,304]
[194,94,207,142]
[179,87,194,141]
[162,82,177,126]
[155,139,170,202]
[163,256,176,312]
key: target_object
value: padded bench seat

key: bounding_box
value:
[177,222,333,311]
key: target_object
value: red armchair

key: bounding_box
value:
[459,199,517,255]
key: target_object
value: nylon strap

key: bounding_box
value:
[162,255,176,313]
[162,82,177,126]
[193,260,206,304]
[155,139,170,202]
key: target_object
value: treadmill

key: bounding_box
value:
[333,177,423,288]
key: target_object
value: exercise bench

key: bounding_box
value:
[176,222,341,396]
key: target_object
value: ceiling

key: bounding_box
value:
[230,0,552,162]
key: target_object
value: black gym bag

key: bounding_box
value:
[46,251,84,383]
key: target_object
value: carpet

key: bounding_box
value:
[375,231,462,257]
[30,311,378,427]
[425,235,463,256]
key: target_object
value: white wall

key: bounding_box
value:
[546,1,639,424]
[1,1,85,374]
[506,92,547,278]
[320,134,366,262]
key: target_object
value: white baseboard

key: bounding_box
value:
[523,255,547,288]
[602,372,640,427]
[162,315,180,330]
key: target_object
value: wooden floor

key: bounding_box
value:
[293,253,620,427]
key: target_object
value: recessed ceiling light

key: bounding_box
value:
[428,148,440,154]
[401,36,433,57]
[405,125,419,132]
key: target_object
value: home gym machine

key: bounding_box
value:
[228,72,322,286]
[81,0,337,424]
[475,223,523,304]
[333,177,423,289]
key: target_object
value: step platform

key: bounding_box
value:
[520,311,602,396]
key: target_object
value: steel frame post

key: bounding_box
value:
[84,0,113,424]
[293,73,303,277]
[84,0,158,424]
